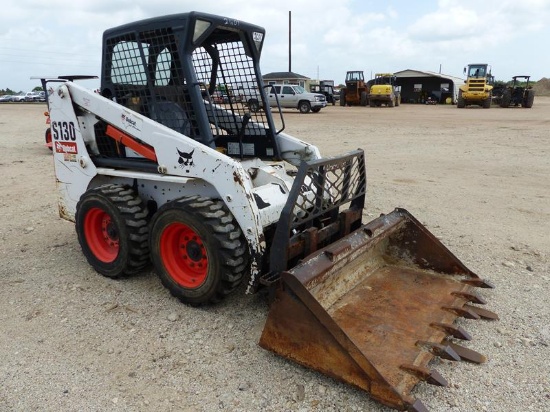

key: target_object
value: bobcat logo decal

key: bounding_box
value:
[177,148,195,171]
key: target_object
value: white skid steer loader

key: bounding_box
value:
[41,12,497,411]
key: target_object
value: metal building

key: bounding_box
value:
[394,69,465,104]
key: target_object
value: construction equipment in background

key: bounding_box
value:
[40,12,497,412]
[339,71,369,106]
[309,80,337,105]
[457,63,493,108]
[498,76,535,108]
[490,79,507,106]
[368,73,401,107]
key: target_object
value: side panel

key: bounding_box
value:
[48,85,98,221]
[48,82,266,259]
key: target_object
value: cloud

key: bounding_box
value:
[1,0,549,91]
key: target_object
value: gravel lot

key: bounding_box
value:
[1,99,549,411]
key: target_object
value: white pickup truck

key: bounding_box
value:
[267,84,326,113]
[242,84,327,114]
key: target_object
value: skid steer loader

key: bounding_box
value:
[41,12,497,411]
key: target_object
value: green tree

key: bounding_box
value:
[0,88,15,95]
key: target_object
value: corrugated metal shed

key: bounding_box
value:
[394,69,465,104]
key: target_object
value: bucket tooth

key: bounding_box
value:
[464,304,499,320]
[416,341,461,361]
[462,278,495,288]
[452,291,487,305]
[400,364,448,387]
[448,342,487,364]
[407,399,430,412]
[442,305,480,320]
[430,322,472,340]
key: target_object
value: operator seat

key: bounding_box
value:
[149,100,191,137]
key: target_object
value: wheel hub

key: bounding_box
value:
[186,240,203,262]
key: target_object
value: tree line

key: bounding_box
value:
[1,86,43,95]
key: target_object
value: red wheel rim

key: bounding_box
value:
[84,207,119,263]
[46,129,52,148]
[160,222,208,288]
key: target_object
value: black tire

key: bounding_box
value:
[483,93,492,109]
[523,90,535,108]
[339,90,346,106]
[360,91,368,106]
[311,107,321,113]
[457,90,465,108]
[369,99,376,107]
[248,98,260,113]
[75,184,150,278]
[45,127,52,151]
[298,100,311,114]
[150,196,249,305]
[500,90,511,108]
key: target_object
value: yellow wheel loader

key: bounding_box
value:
[368,73,401,107]
[457,63,493,108]
[40,12,497,411]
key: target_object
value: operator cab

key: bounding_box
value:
[465,64,491,79]
[346,71,364,82]
[99,12,279,161]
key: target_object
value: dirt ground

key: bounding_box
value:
[1,99,549,412]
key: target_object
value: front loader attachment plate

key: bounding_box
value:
[260,208,496,411]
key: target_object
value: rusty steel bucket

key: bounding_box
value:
[260,208,497,411]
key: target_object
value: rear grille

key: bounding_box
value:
[467,79,486,92]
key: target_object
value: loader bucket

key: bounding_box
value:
[260,208,497,411]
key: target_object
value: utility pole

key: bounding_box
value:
[288,11,292,73]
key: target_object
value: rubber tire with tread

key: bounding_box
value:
[45,127,52,151]
[500,90,511,108]
[482,93,492,109]
[339,90,346,106]
[360,91,368,106]
[299,101,311,113]
[75,184,150,278]
[523,90,535,108]
[150,196,249,306]
[457,90,465,108]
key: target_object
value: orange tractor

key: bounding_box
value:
[339,70,370,106]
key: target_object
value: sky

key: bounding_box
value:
[1,0,549,92]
